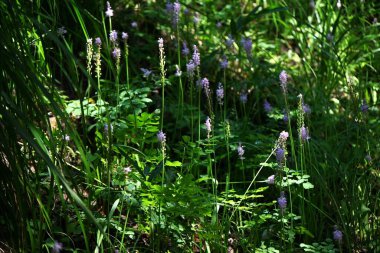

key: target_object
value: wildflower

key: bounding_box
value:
[86,38,93,75]
[279,131,289,142]
[175,65,182,77]
[241,37,252,57]
[263,99,272,113]
[172,1,180,26]
[109,30,118,44]
[64,135,70,142]
[360,99,369,113]
[220,57,228,69]
[140,68,152,78]
[57,27,67,37]
[131,21,138,28]
[201,78,210,98]
[279,70,288,94]
[105,1,114,17]
[124,166,132,174]
[166,1,173,14]
[337,0,342,9]
[276,148,285,164]
[122,32,128,41]
[373,18,378,24]
[240,92,248,104]
[186,60,195,77]
[333,226,343,243]
[226,34,234,48]
[267,175,275,185]
[365,154,372,162]
[158,38,164,50]
[95,37,102,47]
[182,42,190,56]
[303,103,311,115]
[237,143,245,160]
[112,47,121,60]
[300,126,310,141]
[216,83,224,105]
[157,130,166,143]
[205,117,212,138]
[192,45,200,67]
[52,241,63,253]
[277,192,287,210]
[216,22,222,28]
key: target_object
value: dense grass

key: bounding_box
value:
[0,0,379,252]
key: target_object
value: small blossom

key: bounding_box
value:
[201,78,210,97]
[105,1,114,17]
[237,142,245,160]
[277,192,287,210]
[337,0,342,9]
[279,131,289,142]
[220,57,228,69]
[192,45,200,66]
[276,148,285,164]
[52,241,63,253]
[240,92,248,104]
[95,37,102,47]
[140,68,152,78]
[175,65,182,77]
[361,100,369,113]
[241,37,252,57]
[263,99,272,113]
[300,126,310,141]
[57,27,67,37]
[166,1,173,14]
[124,166,132,174]
[172,1,180,26]
[309,0,315,9]
[112,47,121,60]
[226,34,234,48]
[279,70,288,93]
[131,21,138,28]
[373,18,378,24]
[267,175,275,185]
[216,22,222,28]
[157,130,166,143]
[158,38,164,50]
[303,103,311,115]
[333,226,343,243]
[122,32,128,41]
[182,42,190,56]
[64,135,70,142]
[109,30,118,44]
[205,117,212,134]
[216,83,224,105]
[186,60,195,77]
[365,154,372,162]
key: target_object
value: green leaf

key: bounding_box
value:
[165,161,182,167]
[303,182,314,189]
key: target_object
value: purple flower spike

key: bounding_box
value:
[303,103,311,115]
[333,226,343,243]
[226,34,234,48]
[241,37,252,57]
[216,83,224,105]
[279,131,289,141]
[263,99,272,113]
[140,68,152,78]
[201,78,210,97]
[105,1,114,17]
[122,32,128,41]
[186,60,195,77]
[237,142,245,160]
[95,37,102,46]
[300,126,310,141]
[240,93,248,104]
[112,47,121,60]
[192,45,200,66]
[277,191,287,210]
[283,110,289,123]
[172,1,180,26]
[157,130,166,143]
[109,30,118,44]
[279,70,288,93]
[220,57,228,69]
[182,42,189,56]
[205,117,212,133]
[276,148,285,164]
[52,241,63,253]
